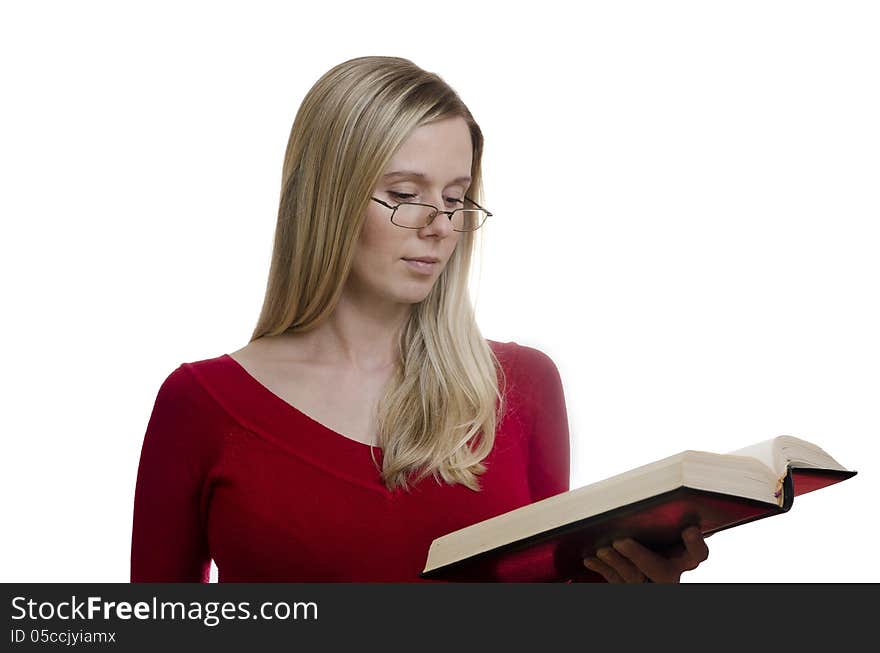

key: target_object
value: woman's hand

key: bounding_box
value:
[582,526,710,583]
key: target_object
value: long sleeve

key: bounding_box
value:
[130,365,225,582]
[517,344,571,502]
[517,343,603,582]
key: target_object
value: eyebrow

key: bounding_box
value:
[382,170,472,185]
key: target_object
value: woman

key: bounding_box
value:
[130,55,709,583]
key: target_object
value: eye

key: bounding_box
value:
[389,191,463,206]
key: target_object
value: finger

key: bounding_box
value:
[596,546,647,583]
[611,538,673,582]
[680,527,710,570]
[583,556,624,583]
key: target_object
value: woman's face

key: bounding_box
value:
[349,115,473,308]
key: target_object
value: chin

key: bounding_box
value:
[395,288,433,305]
[406,292,432,305]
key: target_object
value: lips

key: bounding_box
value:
[403,257,440,263]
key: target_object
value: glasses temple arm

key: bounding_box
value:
[463,195,492,216]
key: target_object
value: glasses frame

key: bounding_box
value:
[370,195,493,232]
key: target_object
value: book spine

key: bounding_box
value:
[777,467,795,511]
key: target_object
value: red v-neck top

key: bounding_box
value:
[130,339,597,582]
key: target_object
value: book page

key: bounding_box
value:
[726,435,850,477]
[774,435,850,472]
[725,438,781,475]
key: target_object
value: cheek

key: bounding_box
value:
[447,232,463,255]
[356,210,403,260]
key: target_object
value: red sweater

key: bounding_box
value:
[130,339,597,582]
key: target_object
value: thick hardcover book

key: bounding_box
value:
[419,435,856,581]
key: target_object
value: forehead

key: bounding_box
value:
[382,117,473,184]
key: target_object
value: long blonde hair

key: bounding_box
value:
[250,55,506,493]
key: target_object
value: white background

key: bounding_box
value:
[1,0,876,583]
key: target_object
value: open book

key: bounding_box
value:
[420,435,856,581]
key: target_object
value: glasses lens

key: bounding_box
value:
[392,203,488,231]
[451,209,489,231]
[393,203,435,228]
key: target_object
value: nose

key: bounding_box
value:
[422,198,456,236]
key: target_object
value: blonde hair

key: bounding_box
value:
[250,55,506,493]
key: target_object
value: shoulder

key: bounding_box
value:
[149,353,233,421]
[487,339,559,377]
[138,359,233,487]
[486,340,564,416]
[143,355,241,457]
[152,363,197,406]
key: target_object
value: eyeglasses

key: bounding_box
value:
[370,195,493,232]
